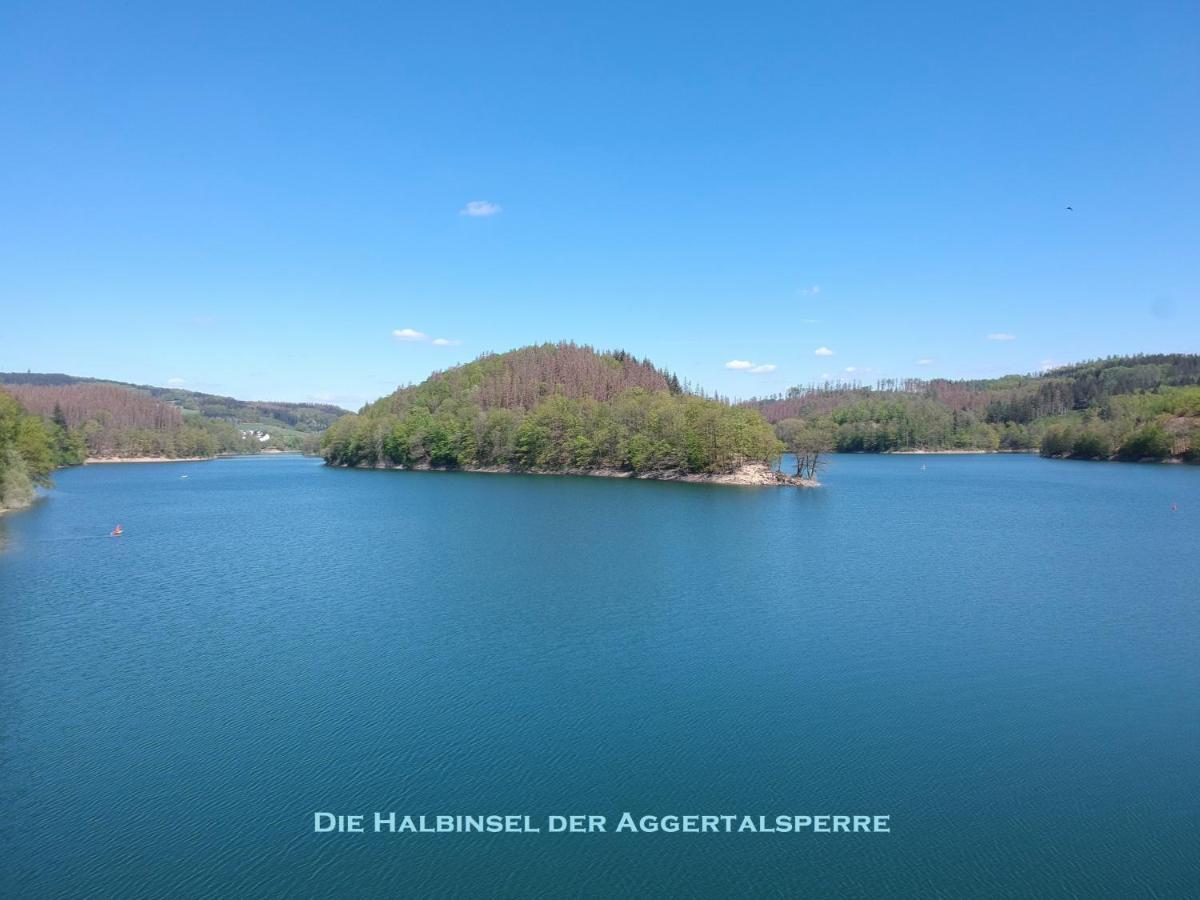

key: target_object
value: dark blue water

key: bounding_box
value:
[2,455,1198,898]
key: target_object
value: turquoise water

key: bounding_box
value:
[2,454,1198,898]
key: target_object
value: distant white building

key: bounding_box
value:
[237,425,271,442]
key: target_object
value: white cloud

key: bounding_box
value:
[460,200,502,217]
[844,366,857,373]
[916,358,935,365]
[392,329,461,345]
[986,333,1016,341]
[1039,359,1059,372]
[814,346,834,356]
[167,377,185,386]
[726,359,776,374]
[800,284,821,295]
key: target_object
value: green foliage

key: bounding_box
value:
[751,354,1200,463]
[1186,433,1200,463]
[1117,425,1174,460]
[775,417,829,479]
[1070,429,1112,460]
[998,422,1035,450]
[1040,425,1074,458]
[0,447,36,510]
[0,389,57,511]
[47,402,87,466]
[1107,385,1200,421]
[828,395,961,451]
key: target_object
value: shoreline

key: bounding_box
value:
[82,451,302,464]
[883,449,1035,455]
[84,456,215,464]
[338,461,819,488]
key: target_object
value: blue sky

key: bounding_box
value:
[2,1,1197,409]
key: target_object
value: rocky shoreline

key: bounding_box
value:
[343,460,819,487]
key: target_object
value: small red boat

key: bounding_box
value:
[110,524,123,537]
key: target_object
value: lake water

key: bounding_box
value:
[2,454,1198,898]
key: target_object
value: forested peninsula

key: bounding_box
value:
[322,347,1200,484]
[321,343,806,485]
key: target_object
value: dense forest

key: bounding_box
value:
[1,372,346,433]
[3,383,258,459]
[322,343,781,475]
[0,374,348,459]
[746,354,1200,462]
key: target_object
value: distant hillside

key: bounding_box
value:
[322,342,782,477]
[0,373,349,460]
[745,353,1200,462]
[0,373,346,433]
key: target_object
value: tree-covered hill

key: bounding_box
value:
[747,353,1200,461]
[322,343,781,476]
[0,373,349,460]
[0,373,346,433]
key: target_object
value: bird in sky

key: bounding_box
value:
[1066,206,1074,211]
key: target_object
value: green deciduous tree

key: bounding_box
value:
[0,389,57,510]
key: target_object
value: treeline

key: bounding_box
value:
[3,383,266,459]
[323,343,781,474]
[748,354,1200,461]
[775,395,1022,454]
[1039,387,1200,461]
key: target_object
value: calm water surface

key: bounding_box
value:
[2,455,1198,898]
